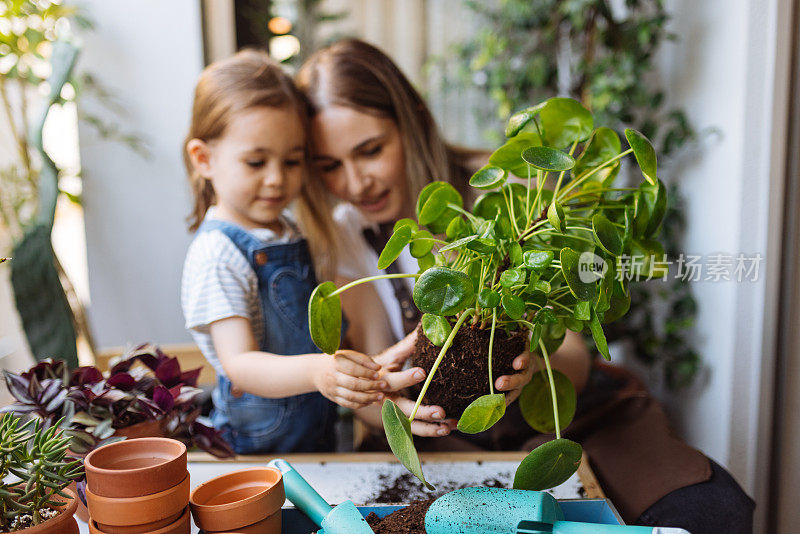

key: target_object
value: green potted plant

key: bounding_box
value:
[308,97,666,490]
[0,413,84,533]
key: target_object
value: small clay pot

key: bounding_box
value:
[17,487,79,534]
[84,437,187,498]
[86,474,190,528]
[205,510,281,534]
[89,506,191,534]
[190,467,283,533]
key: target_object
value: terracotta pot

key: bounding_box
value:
[84,437,187,498]
[190,467,283,533]
[16,487,79,534]
[205,510,281,534]
[66,480,89,523]
[86,474,190,527]
[113,418,165,440]
[89,506,191,534]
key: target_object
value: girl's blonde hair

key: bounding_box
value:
[295,38,484,204]
[184,49,337,280]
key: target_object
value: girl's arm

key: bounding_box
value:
[209,316,388,409]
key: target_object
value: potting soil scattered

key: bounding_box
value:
[365,499,435,534]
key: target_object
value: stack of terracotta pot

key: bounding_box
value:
[83,437,191,534]
[189,466,284,533]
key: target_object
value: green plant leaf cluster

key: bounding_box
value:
[0,413,83,530]
[448,0,701,391]
[307,97,667,491]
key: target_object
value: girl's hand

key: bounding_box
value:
[494,351,534,405]
[386,393,458,437]
[313,350,388,410]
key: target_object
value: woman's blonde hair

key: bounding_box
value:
[295,38,483,205]
[184,49,337,280]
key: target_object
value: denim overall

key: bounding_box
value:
[199,219,336,454]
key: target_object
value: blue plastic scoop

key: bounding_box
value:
[267,458,374,534]
[425,487,689,534]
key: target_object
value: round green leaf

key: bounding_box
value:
[540,98,593,148]
[640,179,667,237]
[591,214,623,256]
[394,218,418,233]
[469,165,507,190]
[377,225,412,270]
[560,248,597,301]
[489,132,542,177]
[534,307,557,325]
[513,438,582,491]
[413,267,474,316]
[382,400,433,489]
[446,217,468,239]
[501,294,524,320]
[519,370,577,433]
[477,288,501,309]
[308,281,342,354]
[547,202,566,233]
[421,314,451,346]
[588,308,610,361]
[521,146,576,171]
[500,267,526,288]
[564,317,584,332]
[418,182,462,228]
[574,127,622,181]
[410,230,434,258]
[509,242,524,266]
[417,252,436,272]
[625,128,657,185]
[602,290,631,324]
[416,182,447,218]
[505,103,545,137]
[524,250,554,270]
[466,237,497,254]
[457,394,506,434]
[528,323,542,352]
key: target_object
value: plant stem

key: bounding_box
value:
[557,149,633,200]
[410,308,475,421]
[538,338,561,439]
[488,309,497,395]
[329,273,420,297]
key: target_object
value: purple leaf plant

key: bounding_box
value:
[0,344,233,459]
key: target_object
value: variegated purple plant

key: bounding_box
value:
[1,344,233,458]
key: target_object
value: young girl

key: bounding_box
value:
[180,49,390,454]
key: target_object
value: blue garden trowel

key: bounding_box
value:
[425,487,690,534]
[267,459,373,534]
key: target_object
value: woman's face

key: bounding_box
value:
[310,105,410,224]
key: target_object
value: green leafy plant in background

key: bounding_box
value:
[449,0,700,389]
[309,97,668,490]
[1,1,146,368]
[0,413,83,531]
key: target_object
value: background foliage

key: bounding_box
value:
[449,0,701,389]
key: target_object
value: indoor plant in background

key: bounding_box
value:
[309,97,667,490]
[0,344,233,458]
[0,413,83,533]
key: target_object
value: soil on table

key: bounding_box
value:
[412,323,525,418]
[365,499,435,534]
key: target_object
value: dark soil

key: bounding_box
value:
[365,499,435,534]
[369,471,513,504]
[412,323,525,418]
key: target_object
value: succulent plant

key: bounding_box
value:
[0,413,83,531]
[1,344,233,458]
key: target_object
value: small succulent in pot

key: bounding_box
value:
[308,97,667,490]
[1,344,233,458]
[0,413,83,532]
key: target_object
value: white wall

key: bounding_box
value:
[77,0,204,348]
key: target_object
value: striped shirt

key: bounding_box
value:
[180,208,301,377]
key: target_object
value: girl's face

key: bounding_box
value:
[310,105,410,224]
[189,106,305,231]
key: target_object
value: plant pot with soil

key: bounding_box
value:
[189,466,284,533]
[308,97,667,490]
[0,414,84,533]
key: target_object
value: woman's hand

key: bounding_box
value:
[494,351,534,405]
[312,350,388,410]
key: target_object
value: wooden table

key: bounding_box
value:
[77,451,606,533]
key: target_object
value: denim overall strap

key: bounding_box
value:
[198,218,336,454]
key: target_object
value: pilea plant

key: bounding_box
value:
[309,96,666,490]
[0,413,83,532]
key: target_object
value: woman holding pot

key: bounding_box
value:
[296,38,753,534]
